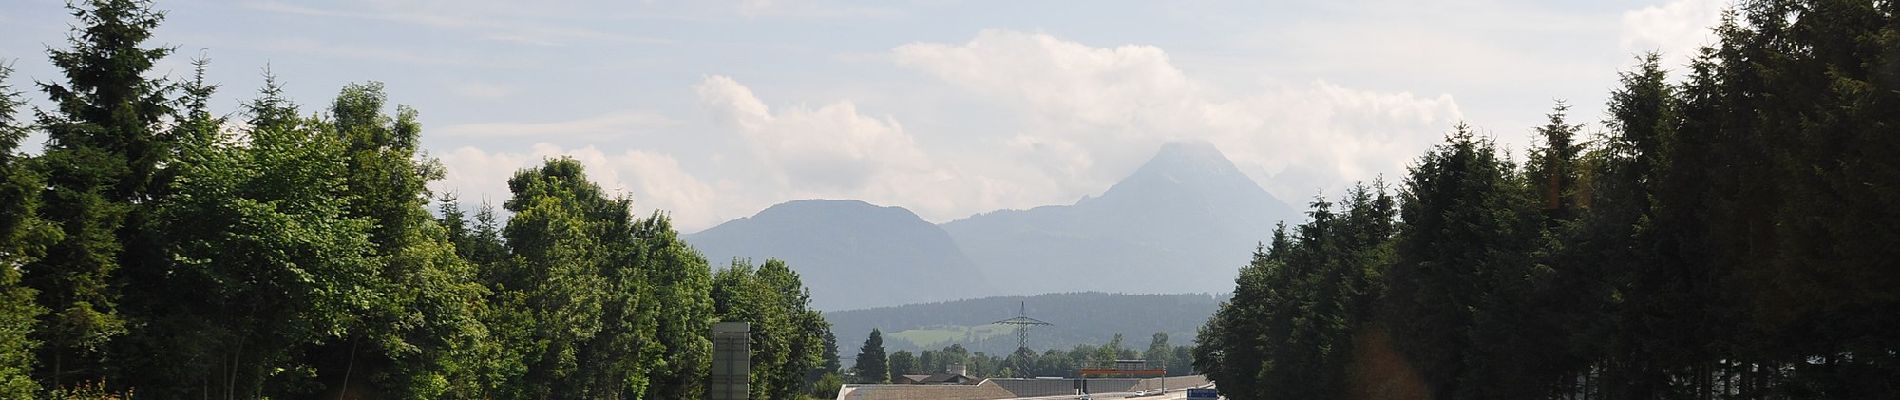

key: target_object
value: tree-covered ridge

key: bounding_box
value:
[848,329,1195,382]
[0,1,834,399]
[1197,1,1900,399]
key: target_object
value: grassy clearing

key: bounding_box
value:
[888,324,1013,348]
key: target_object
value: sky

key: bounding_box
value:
[0,0,1730,232]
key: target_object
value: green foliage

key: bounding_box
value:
[808,372,843,399]
[451,202,509,267]
[1201,4,1900,399]
[887,350,915,377]
[930,343,970,373]
[638,213,716,400]
[713,259,832,400]
[38,0,175,201]
[1142,333,1171,375]
[1199,182,1398,399]
[0,62,50,400]
[310,81,494,399]
[28,0,180,388]
[1166,345,1191,376]
[854,329,888,383]
[1000,347,1033,378]
[132,81,376,398]
[487,158,656,399]
[819,329,840,374]
[2,2,839,398]
[44,380,131,400]
[0,264,39,399]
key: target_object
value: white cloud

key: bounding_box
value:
[429,30,1469,230]
[431,75,967,231]
[891,30,1463,203]
[434,144,728,230]
[694,75,932,192]
[1622,0,1730,69]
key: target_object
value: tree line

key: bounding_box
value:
[0,1,834,399]
[1195,1,1898,399]
[850,329,1194,383]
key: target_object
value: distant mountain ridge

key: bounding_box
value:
[685,199,992,311]
[684,141,1298,310]
[943,141,1297,295]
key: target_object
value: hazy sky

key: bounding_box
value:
[0,0,1728,232]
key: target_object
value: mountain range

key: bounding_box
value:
[685,199,991,311]
[943,141,1296,295]
[685,141,1298,311]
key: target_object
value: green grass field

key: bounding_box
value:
[886,323,1014,349]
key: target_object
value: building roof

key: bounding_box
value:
[920,372,977,384]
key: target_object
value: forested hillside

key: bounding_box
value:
[1196,2,1900,399]
[0,1,837,399]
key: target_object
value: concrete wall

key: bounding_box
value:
[988,378,1079,397]
[837,382,1016,400]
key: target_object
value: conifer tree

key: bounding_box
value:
[1382,124,1542,400]
[855,329,888,384]
[0,62,51,400]
[28,0,175,387]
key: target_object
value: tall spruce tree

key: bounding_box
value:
[820,329,841,375]
[855,329,888,384]
[28,0,175,387]
[111,53,225,397]
[1568,53,1692,399]
[1199,183,1396,400]
[1519,100,1610,398]
[1382,124,1542,400]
